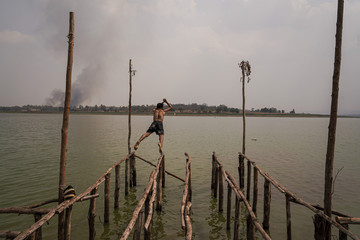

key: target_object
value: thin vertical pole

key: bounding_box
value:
[128,59,133,155]
[58,12,74,240]
[125,157,129,195]
[252,167,258,214]
[263,179,271,230]
[114,165,120,208]
[88,188,97,240]
[218,166,224,212]
[286,194,292,240]
[104,173,110,223]
[64,206,73,240]
[241,63,246,155]
[324,1,344,239]
[226,183,232,230]
[156,158,163,211]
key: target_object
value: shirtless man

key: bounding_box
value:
[134,98,173,151]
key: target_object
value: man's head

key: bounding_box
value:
[156,103,164,109]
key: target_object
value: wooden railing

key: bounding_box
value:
[216,152,360,240]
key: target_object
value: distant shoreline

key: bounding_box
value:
[1,111,358,118]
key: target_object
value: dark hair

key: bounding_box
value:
[157,103,164,109]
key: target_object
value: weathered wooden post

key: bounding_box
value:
[313,214,325,240]
[64,206,73,240]
[246,160,251,201]
[263,179,271,230]
[114,165,120,208]
[156,158,163,211]
[226,183,232,230]
[144,191,152,240]
[239,154,245,189]
[338,224,349,240]
[130,154,136,187]
[234,197,240,240]
[162,155,165,188]
[88,188,97,240]
[58,12,74,240]
[214,165,218,198]
[125,157,129,195]
[133,210,144,240]
[286,194,292,240]
[324,1,344,239]
[218,166,224,212]
[211,153,216,190]
[246,214,254,240]
[104,173,110,223]
[34,214,42,240]
[252,167,258,214]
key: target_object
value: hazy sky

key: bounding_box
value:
[0,0,359,114]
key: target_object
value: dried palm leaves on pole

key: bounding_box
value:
[324,0,344,239]
[238,60,251,195]
[58,12,74,240]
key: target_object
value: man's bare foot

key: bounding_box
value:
[134,142,140,150]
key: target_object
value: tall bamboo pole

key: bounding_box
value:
[324,1,344,239]
[128,59,133,155]
[58,12,74,240]
[241,64,246,155]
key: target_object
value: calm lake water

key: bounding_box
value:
[0,113,359,239]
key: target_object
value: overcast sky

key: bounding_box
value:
[0,0,359,114]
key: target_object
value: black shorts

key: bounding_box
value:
[147,121,164,135]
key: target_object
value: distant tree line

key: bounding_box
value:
[0,104,296,114]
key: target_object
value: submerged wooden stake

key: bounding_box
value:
[115,165,120,208]
[234,197,240,240]
[286,194,292,240]
[64,206,73,240]
[218,166,224,212]
[104,173,110,223]
[88,188,97,240]
[252,167,258,214]
[263,179,271,230]
[226,183,232,230]
[34,214,42,240]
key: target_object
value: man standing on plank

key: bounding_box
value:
[134,98,173,151]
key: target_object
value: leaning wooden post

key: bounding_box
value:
[64,205,73,240]
[226,183,232,230]
[263,179,271,230]
[218,166,224,212]
[114,165,120,208]
[252,167,258,214]
[34,214,42,240]
[211,153,216,190]
[239,154,245,189]
[133,210,144,240]
[234,197,240,240]
[88,188,97,240]
[286,194,292,240]
[213,164,218,198]
[246,160,251,201]
[58,12,74,240]
[104,173,110,223]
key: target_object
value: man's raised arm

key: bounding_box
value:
[163,98,173,112]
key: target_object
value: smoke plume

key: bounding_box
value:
[45,64,105,106]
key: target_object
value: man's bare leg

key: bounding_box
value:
[158,134,164,149]
[134,132,151,150]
